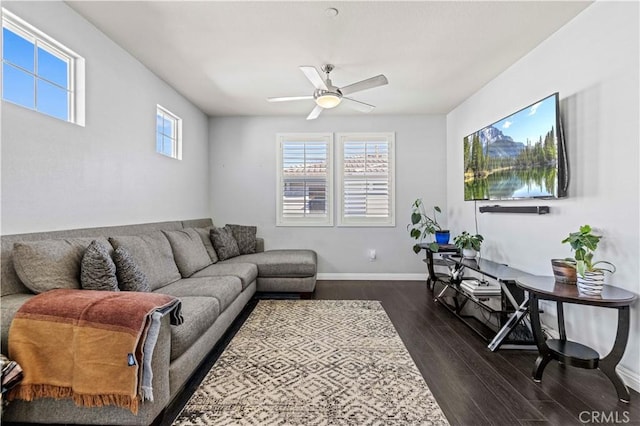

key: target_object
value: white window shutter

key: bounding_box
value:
[337,133,395,227]
[276,133,333,226]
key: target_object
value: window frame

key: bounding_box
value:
[336,132,396,227]
[276,132,334,227]
[1,8,85,125]
[156,105,183,160]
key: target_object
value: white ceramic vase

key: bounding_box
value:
[576,271,605,296]
[462,248,477,259]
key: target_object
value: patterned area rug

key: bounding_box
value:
[173,300,449,425]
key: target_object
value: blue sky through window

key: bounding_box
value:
[156,112,176,157]
[2,25,69,121]
[38,46,67,87]
[3,27,33,70]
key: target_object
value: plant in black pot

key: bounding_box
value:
[408,199,449,253]
[453,231,484,259]
[560,224,616,295]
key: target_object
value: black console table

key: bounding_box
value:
[434,255,536,351]
[516,276,637,403]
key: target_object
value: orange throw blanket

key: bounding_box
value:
[7,289,182,414]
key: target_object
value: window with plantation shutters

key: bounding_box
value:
[276,133,333,226]
[337,133,395,226]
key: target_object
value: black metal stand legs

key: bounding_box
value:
[528,295,631,403]
[600,306,631,403]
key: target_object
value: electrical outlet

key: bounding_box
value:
[368,249,376,261]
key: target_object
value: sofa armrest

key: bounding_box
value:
[2,300,172,425]
[1,294,34,353]
[256,237,265,253]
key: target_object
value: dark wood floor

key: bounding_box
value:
[311,280,639,426]
[164,280,639,426]
[10,280,637,426]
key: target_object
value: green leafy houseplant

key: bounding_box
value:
[453,231,484,251]
[561,224,616,277]
[408,199,443,253]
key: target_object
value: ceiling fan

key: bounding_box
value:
[267,64,388,120]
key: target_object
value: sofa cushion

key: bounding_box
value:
[12,237,110,294]
[162,229,212,277]
[226,224,257,255]
[113,247,150,292]
[168,296,219,361]
[221,250,317,278]
[193,227,219,264]
[257,276,317,293]
[80,240,119,292]
[191,263,257,290]
[155,276,241,312]
[210,226,240,261]
[108,232,181,291]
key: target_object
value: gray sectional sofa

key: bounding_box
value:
[0,218,317,425]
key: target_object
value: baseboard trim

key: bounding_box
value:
[617,364,640,393]
[317,273,427,281]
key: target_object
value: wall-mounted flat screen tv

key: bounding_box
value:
[463,92,568,201]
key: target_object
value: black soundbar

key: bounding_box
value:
[478,205,550,215]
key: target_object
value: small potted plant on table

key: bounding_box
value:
[453,231,484,259]
[408,199,449,253]
[561,224,616,295]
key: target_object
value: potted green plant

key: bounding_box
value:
[408,199,449,253]
[561,224,616,295]
[453,231,484,259]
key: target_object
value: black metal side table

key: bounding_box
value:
[419,243,458,290]
[516,276,637,403]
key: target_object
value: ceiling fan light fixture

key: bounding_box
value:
[269,65,387,119]
[316,92,342,109]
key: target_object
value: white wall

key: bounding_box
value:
[446,2,639,388]
[1,1,210,234]
[208,115,447,277]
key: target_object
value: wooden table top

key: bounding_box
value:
[516,275,637,307]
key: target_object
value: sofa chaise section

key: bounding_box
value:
[222,249,317,293]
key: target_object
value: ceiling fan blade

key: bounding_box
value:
[342,97,375,113]
[300,66,328,91]
[340,74,388,96]
[306,104,323,120]
[267,96,314,102]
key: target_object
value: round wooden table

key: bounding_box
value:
[516,276,637,403]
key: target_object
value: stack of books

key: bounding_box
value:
[460,279,501,296]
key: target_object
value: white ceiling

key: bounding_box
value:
[66,1,591,117]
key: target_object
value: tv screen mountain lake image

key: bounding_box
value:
[464,94,562,201]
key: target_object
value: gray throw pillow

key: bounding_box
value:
[80,240,119,291]
[193,227,219,264]
[108,232,181,291]
[113,246,150,292]
[227,224,257,255]
[210,226,240,261]
[163,229,213,277]
[12,238,109,294]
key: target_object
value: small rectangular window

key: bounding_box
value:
[337,132,395,227]
[156,105,182,160]
[1,8,85,125]
[276,133,333,226]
